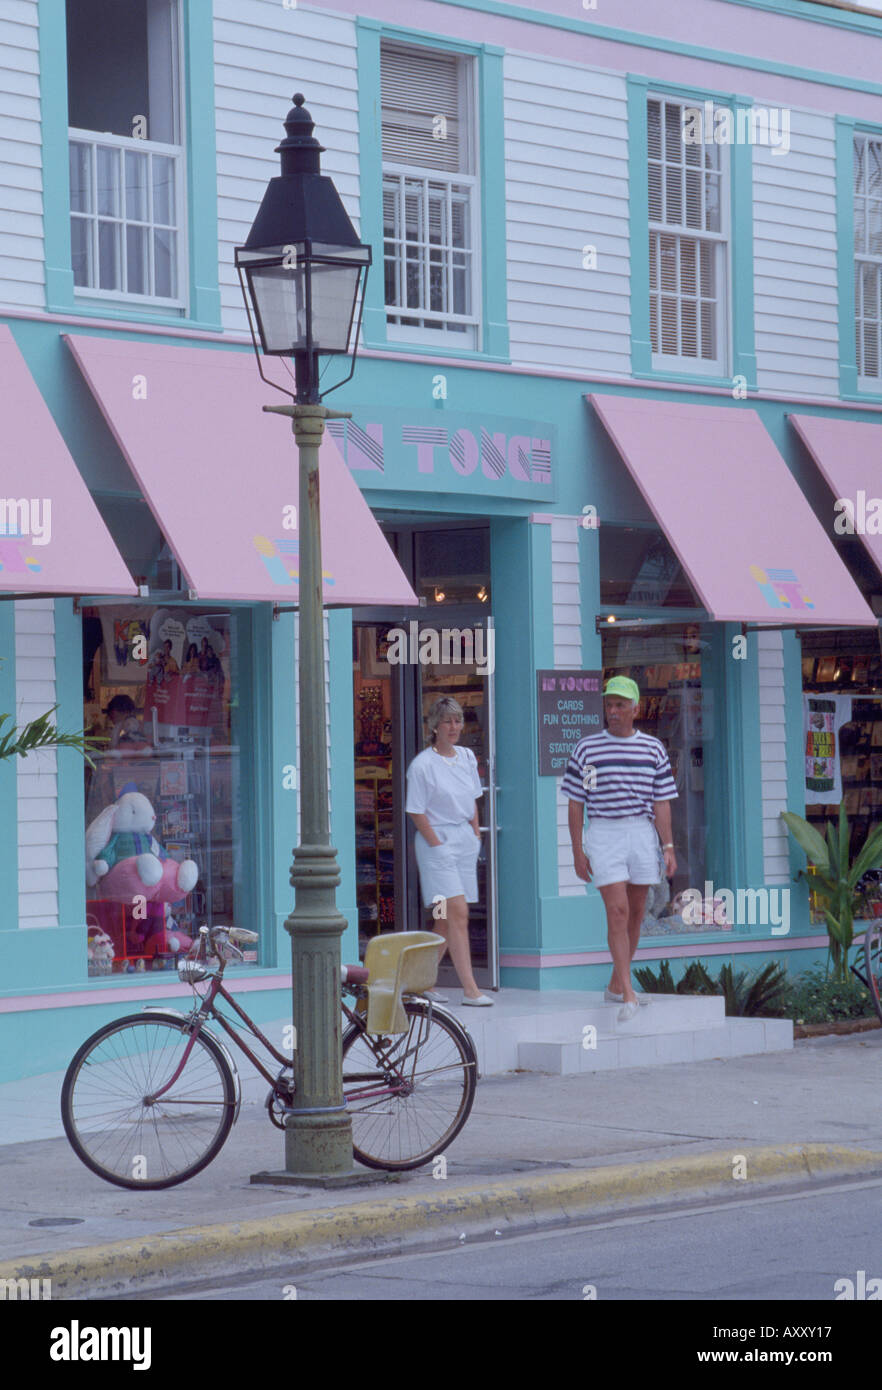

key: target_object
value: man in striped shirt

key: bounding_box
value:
[563,676,678,1022]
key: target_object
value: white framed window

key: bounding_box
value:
[381,43,479,348]
[854,133,882,386]
[647,97,729,375]
[66,0,186,309]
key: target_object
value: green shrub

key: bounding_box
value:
[634,958,788,1016]
[779,964,875,1025]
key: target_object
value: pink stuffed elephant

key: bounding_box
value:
[86,786,198,905]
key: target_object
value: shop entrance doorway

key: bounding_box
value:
[352,612,498,990]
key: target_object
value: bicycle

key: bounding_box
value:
[850,923,882,1025]
[61,924,478,1190]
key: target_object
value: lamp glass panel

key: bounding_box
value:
[248,264,309,353]
[308,263,361,351]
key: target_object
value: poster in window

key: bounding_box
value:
[804,694,852,802]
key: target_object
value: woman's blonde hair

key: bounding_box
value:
[426,696,464,744]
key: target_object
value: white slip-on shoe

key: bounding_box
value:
[423,989,448,1003]
[461,994,494,1006]
[617,1000,639,1022]
[606,987,651,1007]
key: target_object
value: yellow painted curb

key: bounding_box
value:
[3,1143,880,1299]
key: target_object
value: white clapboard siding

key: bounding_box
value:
[214,0,360,335]
[753,111,839,397]
[0,0,43,309]
[15,600,58,927]
[550,518,586,897]
[504,56,631,377]
[757,631,790,884]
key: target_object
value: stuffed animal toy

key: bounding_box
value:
[87,927,115,976]
[86,783,199,904]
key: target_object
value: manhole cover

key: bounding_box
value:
[28,1217,84,1228]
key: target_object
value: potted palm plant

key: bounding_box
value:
[780,805,882,982]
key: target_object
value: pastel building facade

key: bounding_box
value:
[1,0,882,1078]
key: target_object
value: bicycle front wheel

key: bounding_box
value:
[342,998,477,1171]
[61,1013,236,1190]
[866,924,882,1025]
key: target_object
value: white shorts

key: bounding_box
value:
[414,821,480,908]
[584,816,660,889]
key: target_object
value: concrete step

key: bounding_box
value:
[515,1017,793,1075]
[456,994,793,1076]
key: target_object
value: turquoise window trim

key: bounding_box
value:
[327,609,358,965]
[836,116,858,398]
[781,628,810,920]
[423,0,882,96]
[233,607,269,967]
[38,0,220,329]
[355,19,509,360]
[626,75,652,378]
[54,599,86,941]
[719,0,882,37]
[838,115,882,401]
[0,607,18,920]
[627,76,756,389]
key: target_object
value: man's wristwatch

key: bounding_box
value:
[662,842,674,850]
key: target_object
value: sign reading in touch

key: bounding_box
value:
[537,671,603,776]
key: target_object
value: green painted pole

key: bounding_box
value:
[262,400,355,1179]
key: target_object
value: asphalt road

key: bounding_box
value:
[142,1173,882,1302]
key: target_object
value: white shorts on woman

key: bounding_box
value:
[413,821,480,907]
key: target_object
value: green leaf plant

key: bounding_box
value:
[0,707,100,767]
[780,805,882,983]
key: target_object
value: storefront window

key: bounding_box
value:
[83,605,250,973]
[415,527,491,607]
[600,526,698,608]
[801,626,882,921]
[602,621,723,935]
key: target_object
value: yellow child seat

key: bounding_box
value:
[362,930,445,1034]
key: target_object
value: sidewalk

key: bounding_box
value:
[2,1027,881,1298]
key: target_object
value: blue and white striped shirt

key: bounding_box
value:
[562,730,677,820]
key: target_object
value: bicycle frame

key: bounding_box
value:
[144,967,429,1107]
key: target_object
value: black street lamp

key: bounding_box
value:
[236,95,371,1183]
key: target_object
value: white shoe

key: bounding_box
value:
[617,1000,639,1022]
[423,988,448,1003]
[605,987,650,1007]
[461,993,494,1006]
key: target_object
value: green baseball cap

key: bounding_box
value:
[604,676,640,703]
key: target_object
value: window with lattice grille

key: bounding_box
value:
[381,43,479,346]
[647,97,728,374]
[854,134,882,384]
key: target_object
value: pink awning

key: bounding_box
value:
[790,413,882,579]
[64,334,417,607]
[589,394,876,627]
[0,325,136,595]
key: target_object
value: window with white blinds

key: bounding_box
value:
[854,133,882,384]
[381,43,479,345]
[647,97,728,373]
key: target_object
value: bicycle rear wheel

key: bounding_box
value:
[866,924,882,1025]
[61,1013,236,1190]
[342,998,477,1171]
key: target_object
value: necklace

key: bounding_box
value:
[432,745,456,759]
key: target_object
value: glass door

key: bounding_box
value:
[411,613,498,989]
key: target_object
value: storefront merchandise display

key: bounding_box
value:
[83,604,243,972]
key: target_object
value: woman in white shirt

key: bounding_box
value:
[406,696,493,1006]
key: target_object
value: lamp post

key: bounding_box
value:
[236,95,371,1181]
